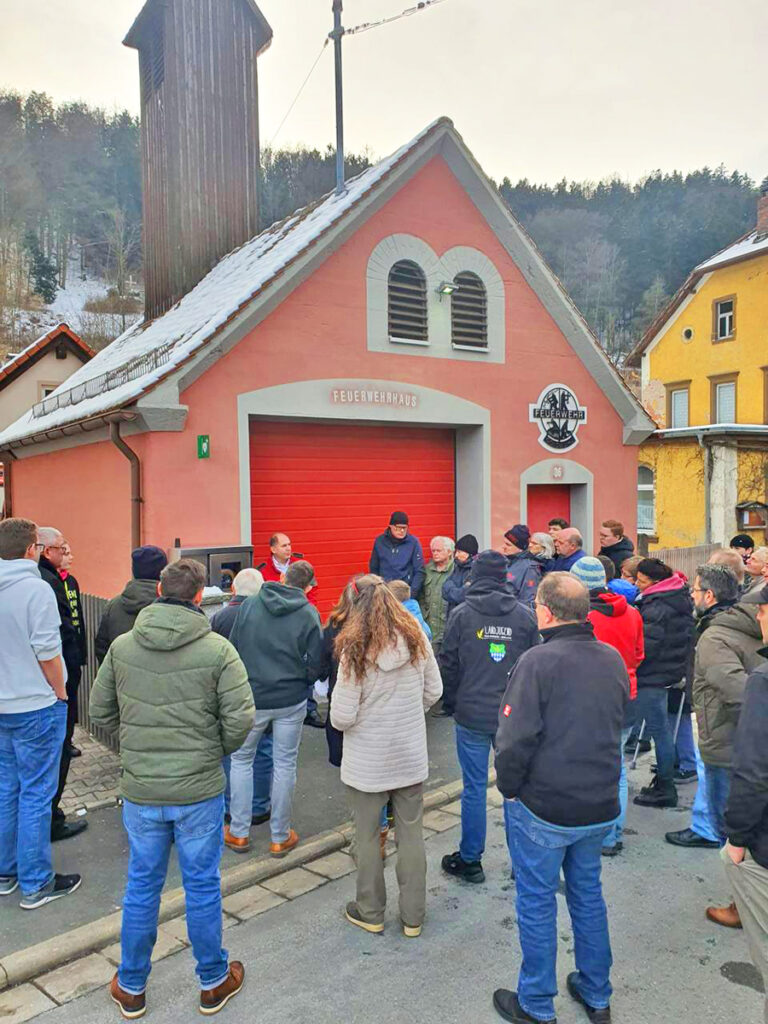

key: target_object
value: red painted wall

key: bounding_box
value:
[9,155,638,598]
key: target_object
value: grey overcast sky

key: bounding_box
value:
[2,0,767,185]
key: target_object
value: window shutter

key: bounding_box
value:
[671,389,688,428]
[388,261,428,342]
[451,272,488,348]
[716,382,736,423]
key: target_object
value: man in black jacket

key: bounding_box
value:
[38,527,87,843]
[94,545,167,663]
[493,572,628,1024]
[439,550,539,884]
[722,580,768,1024]
[441,534,479,615]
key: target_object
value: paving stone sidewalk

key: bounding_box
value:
[60,728,121,816]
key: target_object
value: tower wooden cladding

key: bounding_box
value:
[125,0,273,322]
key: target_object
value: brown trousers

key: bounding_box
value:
[348,782,426,927]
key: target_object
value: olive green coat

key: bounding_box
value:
[89,600,254,805]
[419,559,454,647]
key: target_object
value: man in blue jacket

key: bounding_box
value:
[369,511,425,597]
[552,528,587,572]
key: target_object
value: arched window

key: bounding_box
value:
[451,271,488,349]
[388,260,428,342]
[638,465,655,533]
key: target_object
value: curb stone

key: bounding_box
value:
[0,773,483,994]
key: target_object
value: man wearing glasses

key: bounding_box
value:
[38,527,88,843]
[369,511,425,598]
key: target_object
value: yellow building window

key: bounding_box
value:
[709,372,738,423]
[665,381,690,428]
[712,296,736,342]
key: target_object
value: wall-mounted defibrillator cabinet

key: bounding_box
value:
[169,543,254,592]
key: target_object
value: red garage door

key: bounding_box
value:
[249,421,456,616]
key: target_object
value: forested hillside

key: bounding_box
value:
[0,89,758,361]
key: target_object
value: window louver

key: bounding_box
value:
[388,260,428,342]
[451,272,488,348]
[140,15,166,103]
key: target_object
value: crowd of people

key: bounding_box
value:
[2,511,768,1023]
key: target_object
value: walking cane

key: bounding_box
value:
[629,719,646,771]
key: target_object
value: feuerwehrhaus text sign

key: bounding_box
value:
[529,384,587,452]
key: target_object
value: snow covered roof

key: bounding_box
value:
[0,116,654,449]
[0,324,93,392]
[626,228,768,367]
[696,230,768,272]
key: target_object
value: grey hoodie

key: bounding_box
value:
[0,558,64,714]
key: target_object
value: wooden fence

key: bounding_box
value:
[649,543,721,581]
[77,592,117,751]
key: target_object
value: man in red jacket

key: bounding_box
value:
[258,533,322,727]
[571,557,643,857]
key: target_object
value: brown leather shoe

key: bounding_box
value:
[223,826,250,854]
[269,828,299,858]
[110,974,146,1020]
[199,962,245,1016]
[706,901,743,929]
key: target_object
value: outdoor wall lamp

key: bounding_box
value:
[436,281,457,298]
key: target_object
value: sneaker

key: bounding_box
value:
[566,972,611,1023]
[0,876,19,896]
[199,961,245,1016]
[345,901,384,934]
[303,711,325,728]
[110,975,146,1020]
[20,873,81,910]
[402,920,422,938]
[601,842,623,857]
[269,828,299,858]
[675,768,698,784]
[492,989,555,1024]
[442,851,485,884]
[223,826,250,853]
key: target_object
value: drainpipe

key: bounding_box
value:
[697,431,712,545]
[109,420,142,549]
[0,451,15,518]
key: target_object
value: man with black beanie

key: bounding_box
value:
[440,550,540,884]
[442,534,479,615]
[369,511,425,597]
[95,546,168,663]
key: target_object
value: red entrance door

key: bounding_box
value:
[526,484,571,534]
[249,421,456,616]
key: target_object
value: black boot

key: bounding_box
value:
[633,776,677,808]
[441,851,485,884]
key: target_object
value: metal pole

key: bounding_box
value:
[332,1,345,194]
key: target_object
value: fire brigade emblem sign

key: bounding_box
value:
[529,384,587,452]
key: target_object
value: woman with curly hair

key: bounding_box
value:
[331,574,442,937]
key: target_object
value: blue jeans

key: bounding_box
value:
[603,727,632,849]
[119,795,228,994]
[702,764,731,845]
[505,800,614,1021]
[671,712,697,772]
[690,746,720,842]
[455,723,494,863]
[223,731,272,816]
[633,687,675,783]
[0,702,66,896]
[230,701,306,843]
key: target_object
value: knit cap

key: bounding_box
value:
[389,511,409,526]
[456,534,479,557]
[470,550,508,583]
[132,545,168,582]
[569,556,606,591]
[504,524,531,550]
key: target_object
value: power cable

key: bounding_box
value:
[268,40,330,147]
[344,0,450,37]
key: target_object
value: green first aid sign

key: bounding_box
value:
[197,435,210,459]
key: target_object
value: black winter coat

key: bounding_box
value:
[439,577,540,735]
[441,557,474,614]
[318,621,344,767]
[39,555,83,669]
[495,622,629,827]
[636,579,695,689]
[725,656,768,869]
[599,536,635,575]
[210,595,247,641]
[95,579,159,663]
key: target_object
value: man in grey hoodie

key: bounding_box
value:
[0,518,81,909]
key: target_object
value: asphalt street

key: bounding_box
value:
[33,761,764,1024]
[1,713,460,956]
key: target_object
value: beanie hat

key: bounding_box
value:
[456,534,479,557]
[389,510,409,526]
[569,556,606,591]
[132,545,168,581]
[730,533,754,551]
[470,549,508,583]
[504,524,530,551]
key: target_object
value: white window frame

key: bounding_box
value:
[637,465,655,535]
[670,388,689,428]
[715,299,734,341]
[715,380,736,423]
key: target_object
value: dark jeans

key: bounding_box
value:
[633,686,676,783]
[505,800,614,1021]
[52,663,81,823]
[0,702,66,895]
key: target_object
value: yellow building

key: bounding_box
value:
[626,180,768,550]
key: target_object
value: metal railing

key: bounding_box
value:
[77,592,118,752]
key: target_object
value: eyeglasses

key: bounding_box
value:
[34,543,45,550]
